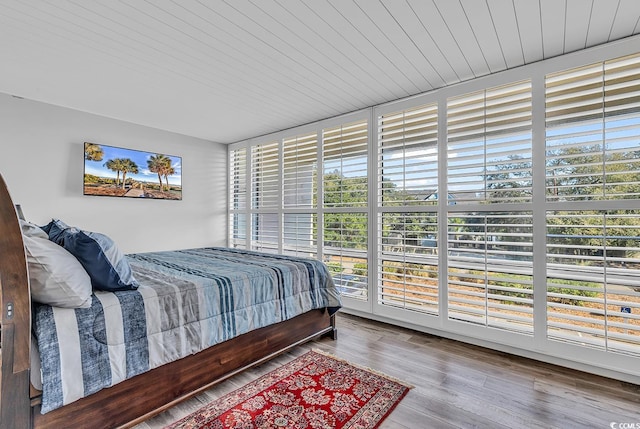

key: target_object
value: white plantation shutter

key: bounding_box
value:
[545,55,640,356]
[283,213,317,258]
[546,63,605,200]
[283,133,318,209]
[604,54,640,199]
[447,81,532,204]
[230,147,247,210]
[250,142,280,253]
[546,54,640,201]
[251,213,279,254]
[378,104,438,206]
[546,211,640,354]
[445,81,533,334]
[229,213,247,249]
[376,104,440,313]
[282,132,319,258]
[229,148,247,248]
[323,212,368,300]
[447,212,534,334]
[323,120,368,208]
[378,212,438,314]
[251,141,280,209]
[321,120,369,299]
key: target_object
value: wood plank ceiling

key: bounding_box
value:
[1,0,639,143]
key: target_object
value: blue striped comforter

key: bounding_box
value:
[33,247,341,414]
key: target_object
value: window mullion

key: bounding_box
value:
[532,72,548,349]
[278,139,283,254]
[437,97,448,327]
[317,129,324,261]
[245,145,252,249]
[368,107,377,314]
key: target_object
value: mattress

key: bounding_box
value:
[33,247,341,413]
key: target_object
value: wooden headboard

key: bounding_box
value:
[0,173,33,428]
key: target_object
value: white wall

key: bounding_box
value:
[0,92,227,253]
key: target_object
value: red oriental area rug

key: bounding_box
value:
[165,350,412,429]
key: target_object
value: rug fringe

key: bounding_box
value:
[311,348,414,389]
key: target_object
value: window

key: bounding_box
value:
[379,212,438,313]
[546,55,640,201]
[323,121,368,208]
[229,44,640,377]
[251,213,279,254]
[447,212,533,333]
[546,211,640,353]
[447,81,532,204]
[324,212,368,299]
[545,53,640,354]
[229,148,247,248]
[282,132,318,258]
[251,141,279,209]
[378,103,439,313]
[322,120,369,300]
[283,133,317,209]
[283,213,317,258]
[250,142,280,253]
[378,104,438,206]
[446,81,534,334]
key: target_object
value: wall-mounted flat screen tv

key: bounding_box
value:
[83,142,182,200]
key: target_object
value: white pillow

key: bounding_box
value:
[19,219,49,239]
[23,235,92,308]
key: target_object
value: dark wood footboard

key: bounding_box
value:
[32,310,334,429]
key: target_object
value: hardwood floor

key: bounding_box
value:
[133,313,640,429]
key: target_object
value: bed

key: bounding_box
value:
[0,173,340,429]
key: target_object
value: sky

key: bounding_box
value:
[84,143,182,186]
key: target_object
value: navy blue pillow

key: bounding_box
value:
[40,220,54,234]
[45,219,71,242]
[47,219,138,291]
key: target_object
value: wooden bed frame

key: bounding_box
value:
[0,174,337,429]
